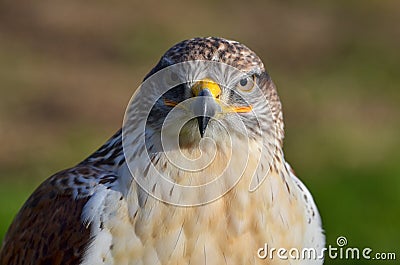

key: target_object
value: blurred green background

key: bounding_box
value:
[0,1,399,264]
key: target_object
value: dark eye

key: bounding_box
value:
[236,75,255,92]
[166,71,180,86]
[171,72,179,82]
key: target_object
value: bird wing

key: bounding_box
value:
[285,162,325,250]
[0,166,118,265]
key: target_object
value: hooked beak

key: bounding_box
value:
[191,78,221,137]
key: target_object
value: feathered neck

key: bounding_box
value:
[80,129,125,172]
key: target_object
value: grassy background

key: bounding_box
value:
[0,1,399,264]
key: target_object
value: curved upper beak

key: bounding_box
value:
[191,79,221,137]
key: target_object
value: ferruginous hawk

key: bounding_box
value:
[0,37,324,265]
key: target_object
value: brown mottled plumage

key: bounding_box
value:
[1,170,91,265]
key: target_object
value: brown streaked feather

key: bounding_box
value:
[0,170,92,265]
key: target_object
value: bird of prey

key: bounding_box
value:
[0,37,324,265]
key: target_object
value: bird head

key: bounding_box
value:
[121,37,285,205]
[136,37,284,150]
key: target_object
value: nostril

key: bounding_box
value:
[198,89,213,97]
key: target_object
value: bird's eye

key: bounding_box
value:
[236,75,256,92]
[166,71,180,86]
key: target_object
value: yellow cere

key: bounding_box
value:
[191,78,222,98]
[166,78,252,114]
[231,106,253,113]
